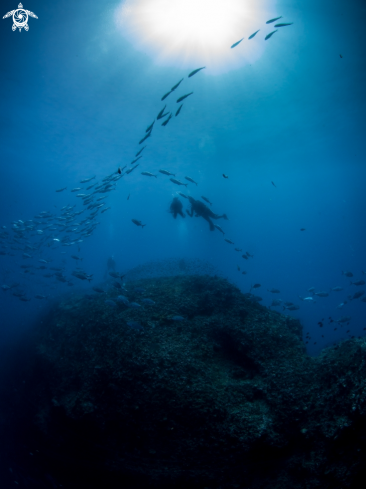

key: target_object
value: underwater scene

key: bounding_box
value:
[0,0,366,487]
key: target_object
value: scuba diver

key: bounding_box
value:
[170,197,186,219]
[186,196,228,231]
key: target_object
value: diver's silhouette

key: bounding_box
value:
[186,197,228,231]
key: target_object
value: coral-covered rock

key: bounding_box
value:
[1,275,366,488]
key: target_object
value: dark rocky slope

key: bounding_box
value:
[1,275,366,488]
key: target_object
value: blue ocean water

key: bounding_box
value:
[0,0,365,361]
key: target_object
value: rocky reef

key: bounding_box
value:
[1,274,366,488]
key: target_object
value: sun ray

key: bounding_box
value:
[115,0,277,74]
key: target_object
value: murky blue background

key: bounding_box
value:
[1,0,365,355]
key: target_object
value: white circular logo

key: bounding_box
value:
[13,8,28,30]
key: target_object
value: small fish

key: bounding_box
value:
[139,132,151,145]
[248,30,260,39]
[268,288,280,293]
[159,169,175,176]
[71,255,82,261]
[13,290,26,298]
[34,294,48,299]
[283,304,300,311]
[177,93,193,103]
[336,302,345,309]
[72,271,93,282]
[80,176,96,183]
[251,284,261,289]
[214,224,225,235]
[171,315,185,321]
[300,228,306,231]
[131,156,142,165]
[271,299,282,307]
[161,90,172,101]
[201,196,212,205]
[141,172,157,178]
[157,105,168,120]
[188,67,205,77]
[274,23,293,27]
[105,299,117,308]
[271,181,276,188]
[134,287,146,293]
[265,30,278,40]
[170,178,188,187]
[178,192,188,199]
[109,271,120,278]
[237,265,240,271]
[331,286,343,292]
[126,321,143,330]
[342,270,353,277]
[141,298,155,305]
[231,38,244,49]
[224,239,234,244]
[242,254,248,260]
[56,187,67,192]
[129,302,141,309]
[127,193,130,200]
[116,295,129,305]
[185,176,198,185]
[234,248,242,252]
[266,16,282,24]
[125,164,139,175]
[352,290,365,299]
[171,78,184,91]
[112,281,122,289]
[351,280,365,286]
[175,104,183,117]
[146,121,155,133]
[335,316,351,324]
[162,113,172,126]
[242,271,247,275]
[308,287,315,292]
[71,188,82,192]
[315,291,329,297]
[340,54,343,58]
[223,174,228,179]
[135,146,146,157]
[131,219,146,228]
[92,287,105,293]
